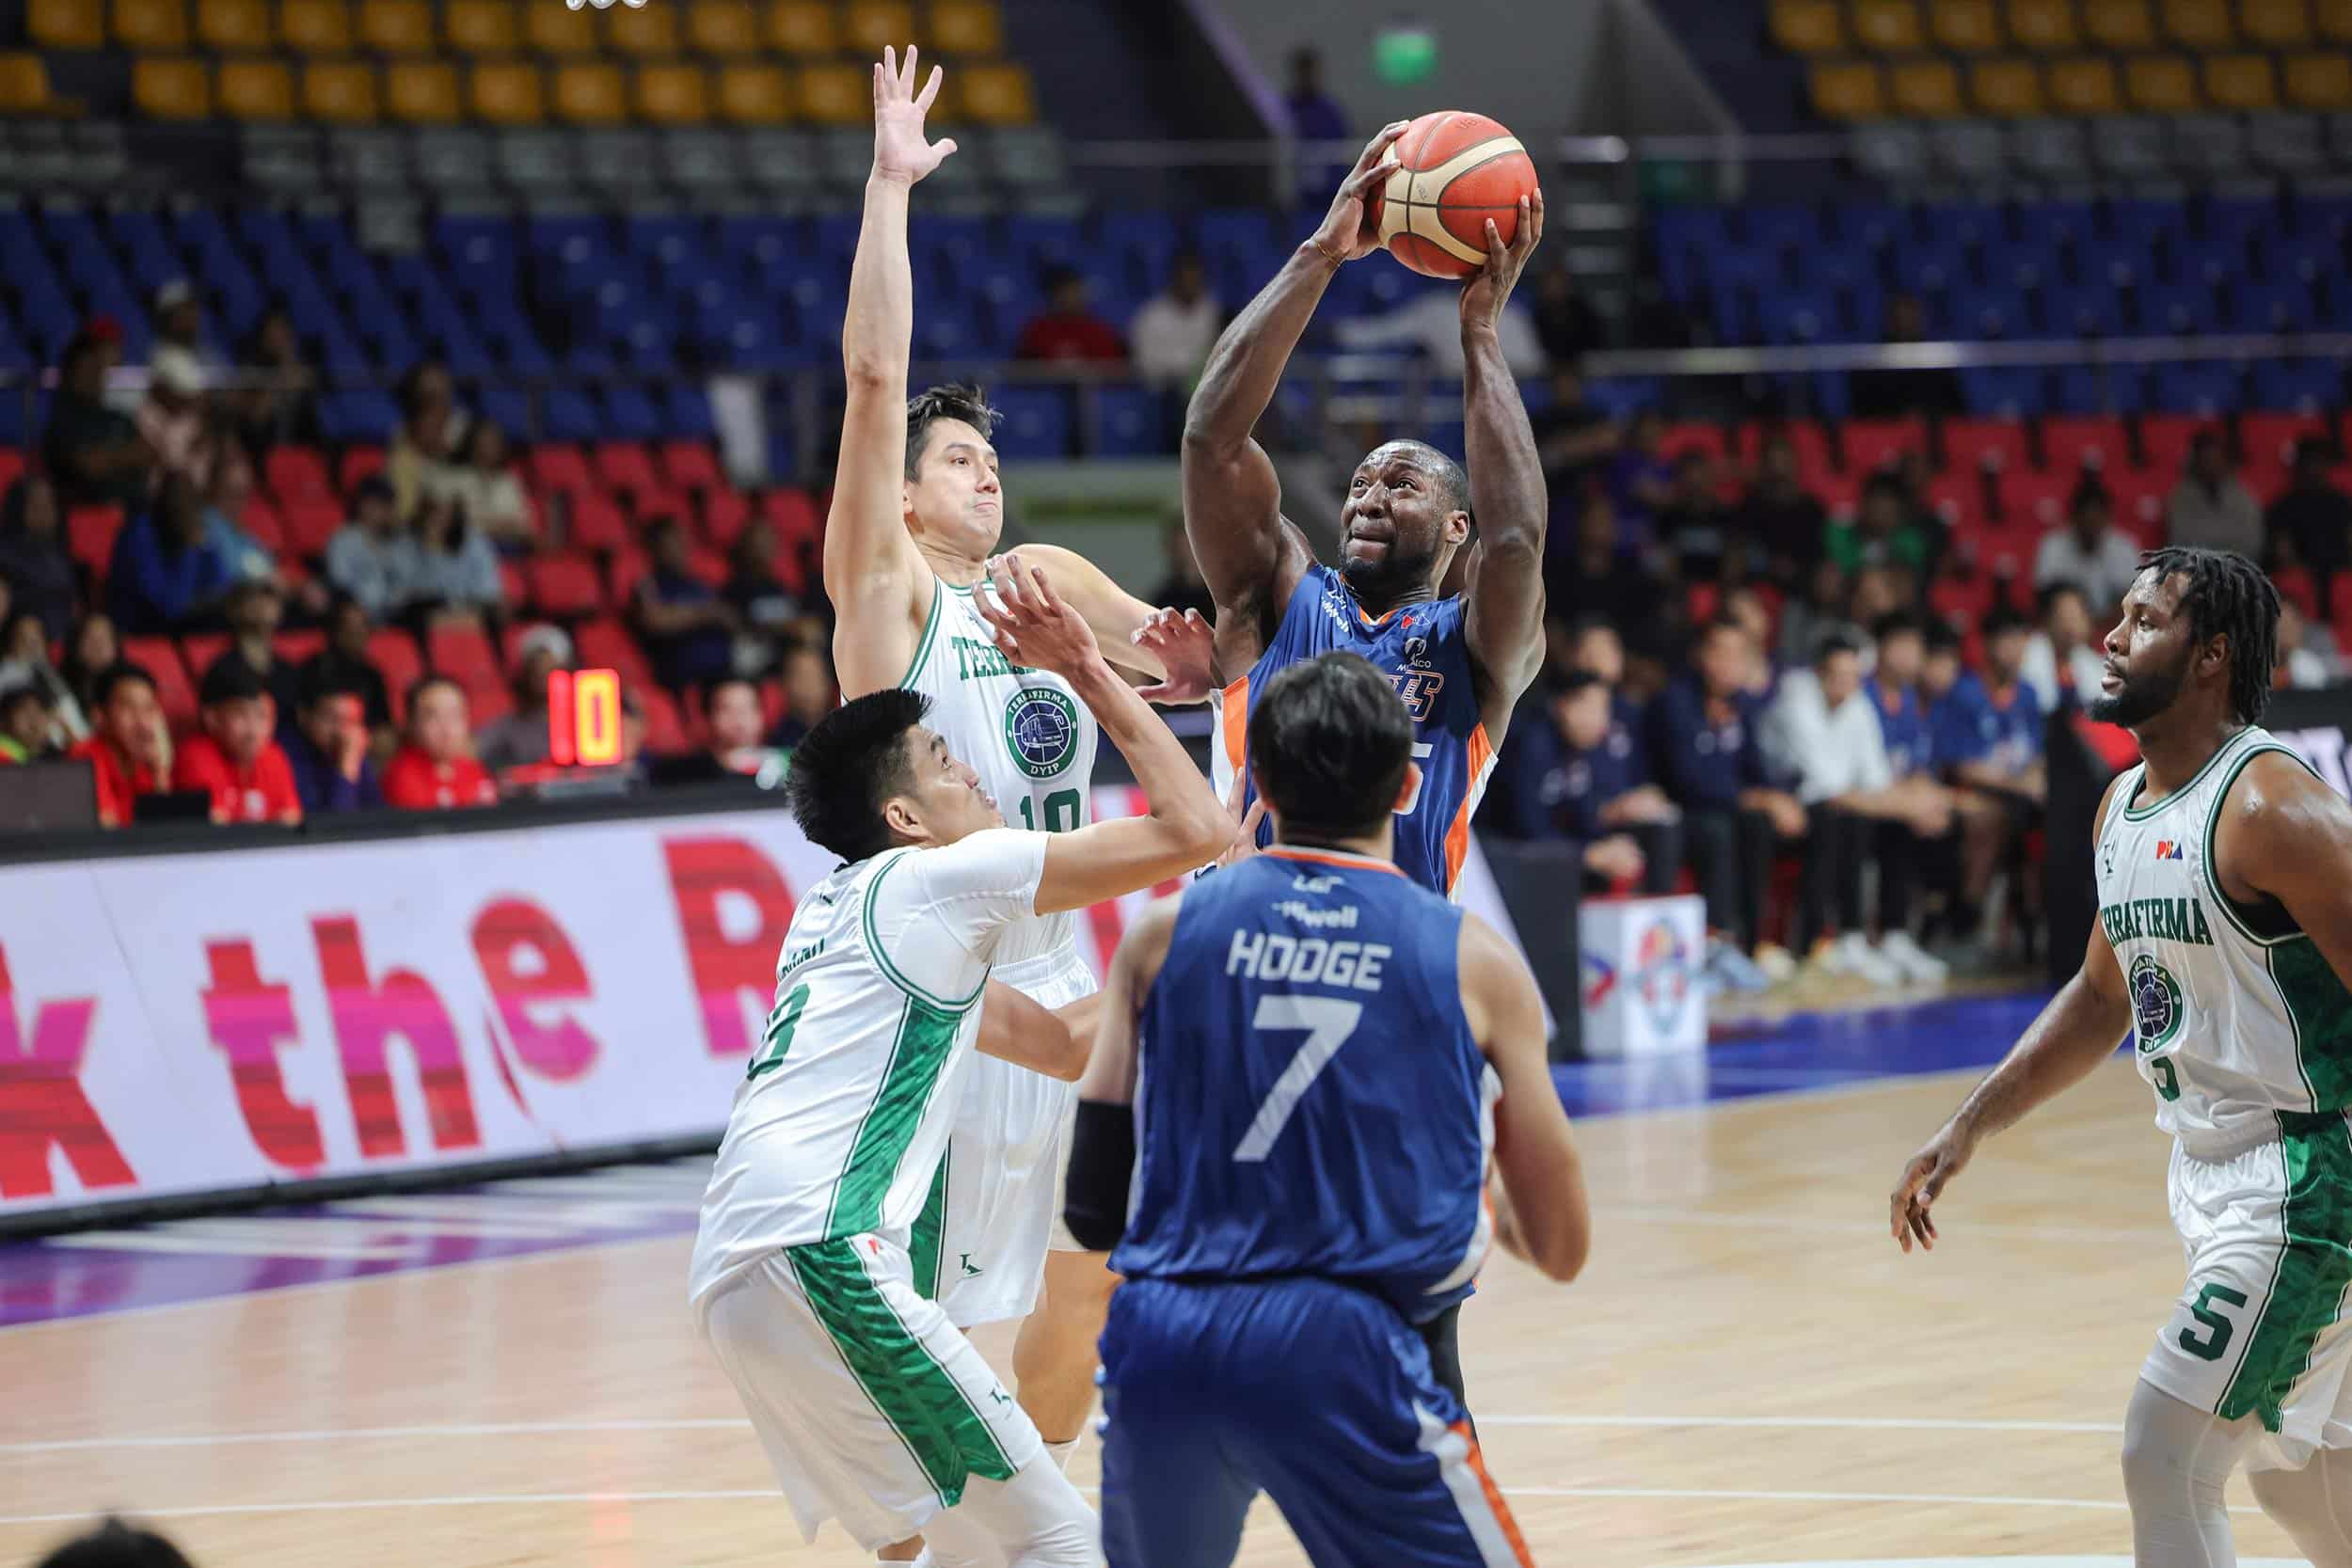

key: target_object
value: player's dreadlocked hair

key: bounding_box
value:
[2139,546,2280,725]
[905,383,1001,481]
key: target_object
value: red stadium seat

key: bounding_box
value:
[636,683,689,755]
[608,546,650,607]
[179,634,229,684]
[266,446,333,499]
[2242,412,2329,489]
[239,497,284,552]
[566,489,630,552]
[0,449,24,496]
[2328,575,2352,650]
[1925,469,1988,532]
[2138,415,2207,478]
[575,615,658,690]
[271,629,326,664]
[282,497,345,559]
[367,628,424,722]
[339,445,386,495]
[593,441,660,495]
[528,444,594,495]
[1942,418,2030,473]
[428,620,501,682]
[1660,422,1727,465]
[1998,468,2074,531]
[1841,417,1929,474]
[526,552,605,617]
[464,673,515,728]
[68,503,125,576]
[1738,420,1836,490]
[701,486,753,551]
[763,487,821,550]
[499,559,528,609]
[660,439,724,490]
[2040,416,2130,477]
[1929,567,1995,626]
[122,638,199,729]
[759,678,786,733]
[2275,564,2320,619]
[634,486,693,526]
[688,547,728,587]
[2104,467,2169,546]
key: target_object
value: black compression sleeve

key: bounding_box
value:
[1062,1099,1136,1254]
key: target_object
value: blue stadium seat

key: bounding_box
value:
[1091,384,1163,458]
[318,388,399,443]
[1757,290,1843,344]
[602,385,660,441]
[2250,360,2345,412]
[1740,205,1819,255]
[1962,367,2048,417]
[2036,283,2122,337]
[993,386,1072,460]
[2054,364,2147,413]
[1948,286,2033,339]
[665,383,716,440]
[542,388,601,444]
[2132,282,2216,336]
[0,388,52,444]
[2152,363,2243,415]
[476,387,531,438]
[2230,279,2318,332]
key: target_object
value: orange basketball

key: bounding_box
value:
[1370,111,1540,279]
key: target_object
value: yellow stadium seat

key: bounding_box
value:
[470,60,546,122]
[1852,0,1928,48]
[929,0,1003,55]
[114,0,191,50]
[843,0,916,55]
[2084,0,2158,43]
[30,0,104,49]
[133,58,211,119]
[358,0,433,51]
[1931,0,2006,46]
[217,56,294,117]
[767,0,837,54]
[2160,0,2235,41]
[716,61,792,121]
[2283,50,2352,104]
[1808,59,1887,116]
[386,58,460,120]
[2004,0,2081,45]
[1971,55,2046,111]
[957,61,1038,123]
[688,1,761,54]
[0,55,54,113]
[798,61,868,123]
[2203,52,2277,105]
[1889,56,1964,112]
[279,0,354,51]
[605,3,676,53]
[446,1,519,52]
[635,62,709,122]
[553,60,627,121]
[2320,0,2352,39]
[302,58,379,120]
[1771,0,1848,48]
[196,0,272,50]
[2046,54,2122,109]
[2124,53,2201,109]
[520,1,597,54]
[2241,0,2313,43]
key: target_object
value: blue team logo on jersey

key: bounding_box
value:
[1003,687,1078,780]
[2130,953,2185,1053]
[1392,670,1445,721]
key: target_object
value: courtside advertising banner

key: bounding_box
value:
[0,796,1527,1222]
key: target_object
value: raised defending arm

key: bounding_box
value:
[1457,194,1550,738]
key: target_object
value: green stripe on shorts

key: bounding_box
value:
[2220,1111,2352,1431]
[912,1149,949,1302]
[785,1237,1017,1509]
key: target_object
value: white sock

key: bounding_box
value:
[1043,1437,1079,1472]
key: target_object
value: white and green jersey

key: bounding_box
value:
[688,829,1049,1301]
[2096,724,2352,1158]
[900,576,1097,966]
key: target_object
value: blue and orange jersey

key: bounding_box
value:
[1211,564,1498,897]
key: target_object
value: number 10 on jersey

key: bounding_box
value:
[1017,788,1083,832]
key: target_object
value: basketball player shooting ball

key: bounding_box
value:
[1169,116,1551,1414]
[1890,547,2352,1565]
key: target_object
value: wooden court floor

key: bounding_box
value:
[0,1057,2305,1566]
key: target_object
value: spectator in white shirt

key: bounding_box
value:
[324,476,421,624]
[2033,480,2142,613]
[2018,579,2108,712]
[2276,597,2334,690]
[1130,252,1222,389]
[1763,631,1955,988]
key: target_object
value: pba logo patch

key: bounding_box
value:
[1631,919,1694,1031]
[1003,687,1079,780]
[2129,952,2185,1053]
[2154,840,2185,861]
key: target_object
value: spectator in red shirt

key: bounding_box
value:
[172,655,301,824]
[68,661,171,827]
[1014,268,1126,364]
[382,673,498,811]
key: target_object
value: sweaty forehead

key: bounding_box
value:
[1356,442,1440,478]
[921,420,997,467]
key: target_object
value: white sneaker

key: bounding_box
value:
[1752,942,1798,984]
[1816,931,1904,987]
[1878,929,1950,985]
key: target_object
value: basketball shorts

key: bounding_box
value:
[2142,1116,2352,1471]
[1097,1276,1534,1568]
[915,944,1097,1327]
[692,1231,1052,1549]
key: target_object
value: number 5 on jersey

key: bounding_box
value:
[1233,996,1365,1162]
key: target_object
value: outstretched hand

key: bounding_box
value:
[1888,1126,1975,1254]
[870,45,955,186]
[977,552,1103,681]
[1460,189,1545,332]
[1132,606,1218,704]
[1307,120,1411,264]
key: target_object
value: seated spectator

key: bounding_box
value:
[1533,365,1620,528]
[2266,436,2352,605]
[1920,616,2039,960]
[1849,293,1964,420]
[1826,473,1931,580]
[1931,606,2045,804]
[474,623,571,774]
[199,448,285,591]
[0,475,75,642]
[151,277,222,380]
[1739,436,1829,591]
[723,520,816,674]
[1610,411,1675,552]
[325,478,421,625]
[382,674,497,810]
[1649,617,1806,978]
[1722,584,1783,700]
[68,661,171,827]
[1015,267,1125,364]
[1777,558,1851,671]
[769,639,838,750]
[171,656,300,825]
[1494,670,1686,892]
[634,516,737,693]
[106,474,241,634]
[1131,252,1221,389]
[1145,521,1216,622]
[653,674,787,786]
[230,308,321,461]
[1531,264,1606,368]
[409,496,504,619]
[0,679,60,762]
[1657,450,1729,582]
[35,1514,198,1568]
[135,345,213,488]
[2035,480,2141,612]
[281,664,385,815]
[46,325,153,511]
[0,609,88,743]
[2276,597,2332,690]
[214,579,302,730]
[1547,493,1664,651]
[1763,628,1954,987]
[303,593,394,736]
[60,613,120,720]
[2019,579,2106,713]
[387,359,463,520]
[2168,428,2260,557]
[439,422,533,551]
[1564,617,1650,720]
